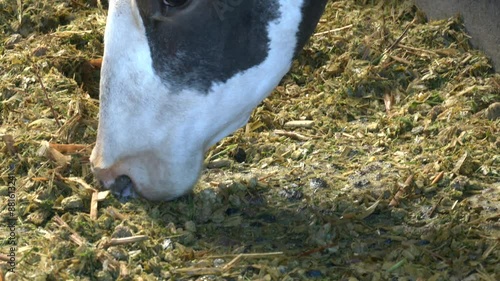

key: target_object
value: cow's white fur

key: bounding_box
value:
[90,0,305,200]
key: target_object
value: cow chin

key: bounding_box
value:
[90,150,202,201]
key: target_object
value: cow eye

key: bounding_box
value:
[163,0,187,7]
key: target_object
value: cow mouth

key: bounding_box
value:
[91,150,202,201]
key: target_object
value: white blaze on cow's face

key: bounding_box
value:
[90,0,327,201]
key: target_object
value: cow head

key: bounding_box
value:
[90,0,327,201]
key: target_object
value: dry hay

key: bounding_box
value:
[0,0,499,280]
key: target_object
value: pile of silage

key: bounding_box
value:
[0,0,498,280]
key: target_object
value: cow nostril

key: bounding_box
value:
[110,174,132,191]
[108,175,137,200]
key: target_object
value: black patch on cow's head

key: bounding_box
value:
[136,0,280,93]
[294,0,329,56]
